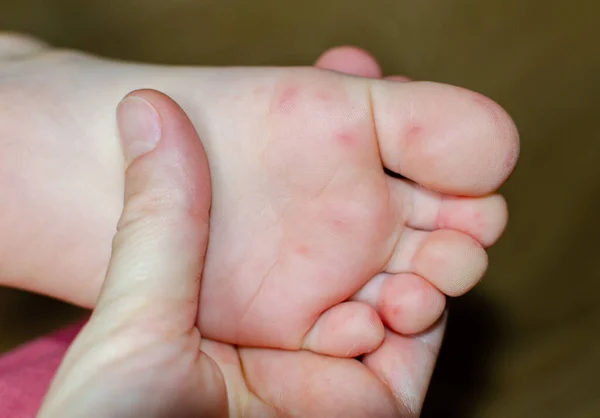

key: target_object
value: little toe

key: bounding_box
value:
[392,178,509,247]
[302,301,385,357]
[352,273,446,335]
[369,80,520,196]
[386,228,488,296]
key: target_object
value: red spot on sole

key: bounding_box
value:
[295,244,312,257]
[335,131,355,147]
[276,86,299,114]
[406,124,423,141]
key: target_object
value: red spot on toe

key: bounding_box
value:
[389,305,404,320]
[402,122,438,170]
[438,200,487,243]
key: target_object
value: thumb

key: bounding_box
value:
[39,90,225,417]
[95,88,211,334]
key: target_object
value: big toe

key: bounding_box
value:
[370,81,519,196]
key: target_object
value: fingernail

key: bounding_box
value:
[118,96,162,163]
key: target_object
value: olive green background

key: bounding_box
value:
[1,0,599,416]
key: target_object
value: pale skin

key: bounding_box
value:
[0,33,519,415]
[0,35,517,355]
[39,88,444,417]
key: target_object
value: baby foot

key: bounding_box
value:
[194,68,516,354]
[0,40,518,356]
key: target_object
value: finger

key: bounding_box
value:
[238,346,399,417]
[94,88,212,335]
[39,90,223,417]
[363,316,447,416]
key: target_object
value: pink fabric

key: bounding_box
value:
[0,321,86,417]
